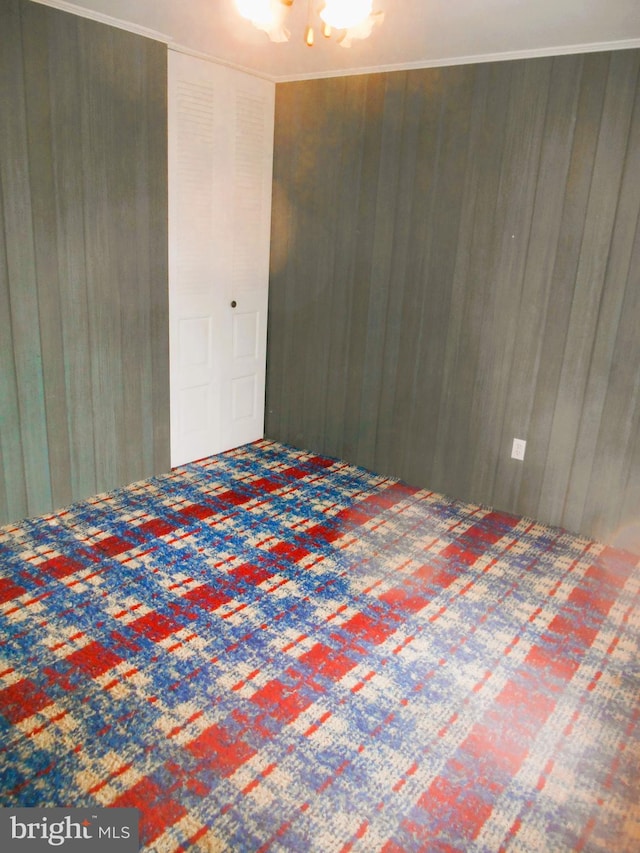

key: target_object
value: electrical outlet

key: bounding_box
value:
[511,438,526,461]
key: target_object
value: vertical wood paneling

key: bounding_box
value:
[580,99,640,538]
[431,61,515,502]
[585,215,640,538]
[0,170,29,521]
[355,73,406,469]
[0,0,28,523]
[341,74,387,465]
[322,75,368,458]
[144,43,170,476]
[0,0,169,526]
[22,1,73,510]
[137,41,167,476]
[400,66,474,488]
[298,78,344,455]
[468,57,553,505]
[375,69,439,477]
[517,53,611,520]
[80,24,122,492]
[562,54,640,530]
[0,0,52,518]
[46,9,97,502]
[493,55,584,514]
[540,51,639,529]
[266,49,640,544]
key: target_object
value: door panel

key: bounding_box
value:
[224,290,267,449]
[232,311,259,360]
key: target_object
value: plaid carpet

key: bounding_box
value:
[0,439,638,852]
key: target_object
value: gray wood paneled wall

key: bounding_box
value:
[0,0,169,525]
[266,50,640,545]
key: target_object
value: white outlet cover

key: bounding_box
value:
[511,438,526,461]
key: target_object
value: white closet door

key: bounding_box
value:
[168,51,274,467]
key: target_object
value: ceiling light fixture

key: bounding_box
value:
[235,0,384,48]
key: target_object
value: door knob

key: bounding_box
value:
[230,300,237,308]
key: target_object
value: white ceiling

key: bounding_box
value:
[36,0,640,82]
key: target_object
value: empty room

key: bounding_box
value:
[1,0,639,850]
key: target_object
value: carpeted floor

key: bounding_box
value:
[0,439,639,852]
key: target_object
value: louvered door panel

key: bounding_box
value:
[223,77,274,450]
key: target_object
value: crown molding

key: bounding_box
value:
[271,38,640,83]
[29,0,171,44]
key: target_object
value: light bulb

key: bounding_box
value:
[235,0,273,26]
[320,0,373,30]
